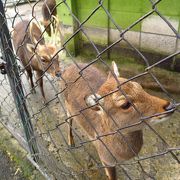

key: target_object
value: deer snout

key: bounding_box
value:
[55,71,61,77]
[163,102,175,113]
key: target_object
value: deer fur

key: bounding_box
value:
[13,20,61,99]
[61,62,174,180]
[41,0,57,36]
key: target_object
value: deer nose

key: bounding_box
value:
[55,71,61,77]
[163,102,175,112]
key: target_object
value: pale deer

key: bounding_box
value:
[13,20,61,99]
[41,0,57,36]
[61,61,175,180]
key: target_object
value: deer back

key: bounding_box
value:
[62,63,107,136]
[42,0,57,21]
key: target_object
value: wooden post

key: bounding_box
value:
[70,0,81,56]
[107,0,111,59]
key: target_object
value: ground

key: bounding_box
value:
[0,123,44,180]
[0,149,24,180]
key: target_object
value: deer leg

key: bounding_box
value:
[26,69,36,94]
[68,117,75,147]
[36,71,46,100]
[102,162,117,180]
[52,18,56,34]
[58,24,64,46]
[51,15,64,46]
[65,101,75,147]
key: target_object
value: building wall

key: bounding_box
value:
[57,0,180,56]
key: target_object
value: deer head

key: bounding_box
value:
[26,21,61,77]
[85,61,174,134]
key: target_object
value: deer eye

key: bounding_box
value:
[120,100,132,110]
[41,58,46,63]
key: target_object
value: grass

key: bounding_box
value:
[0,124,44,180]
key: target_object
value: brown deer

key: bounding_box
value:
[41,0,57,36]
[61,62,175,180]
[13,20,61,99]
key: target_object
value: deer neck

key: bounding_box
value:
[120,130,143,158]
[100,116,143,158]
[101,122,143,160]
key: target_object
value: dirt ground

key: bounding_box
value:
[6,1,43,29]
[0,150,25,180]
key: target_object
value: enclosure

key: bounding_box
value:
[0,0,179,179]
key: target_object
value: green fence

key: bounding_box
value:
[57,0,180,70]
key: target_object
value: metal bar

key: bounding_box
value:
[0,0,39,162]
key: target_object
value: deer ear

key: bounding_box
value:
[108,61,120,79]
[85,94,104,112]
[26,43,35,53]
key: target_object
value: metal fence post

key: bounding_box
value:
[0,0,39,161]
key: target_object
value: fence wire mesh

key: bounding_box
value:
[0,0,179,179]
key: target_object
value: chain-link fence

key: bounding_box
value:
[0,0,179,179]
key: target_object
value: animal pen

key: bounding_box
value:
[0,0,180,179]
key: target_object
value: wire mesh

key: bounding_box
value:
[0,0,179,179]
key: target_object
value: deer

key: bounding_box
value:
[61,61,175,180]
[12,20,61,99]
[41,0,64,48]
[41,0,57,36]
